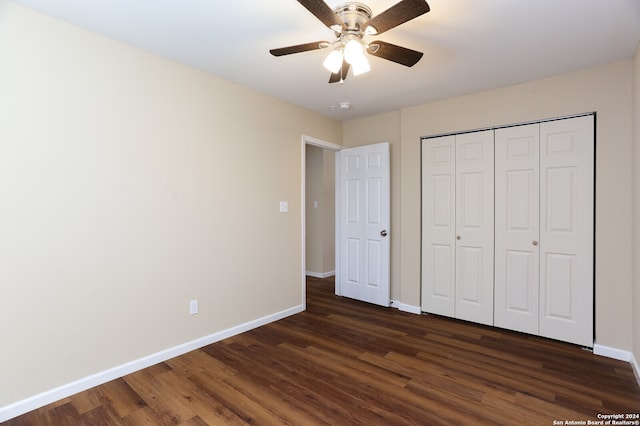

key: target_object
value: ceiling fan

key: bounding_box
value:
[270,0,430,83]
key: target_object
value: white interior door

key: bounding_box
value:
[421,136,456,316]
[539,115,594,347]
[454,131,494,326]
[335,142,390,307]
[494,124,540,334]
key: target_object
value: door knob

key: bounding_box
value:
[456,235,461,240]
[380,230,388,237]
[532,240,538,246]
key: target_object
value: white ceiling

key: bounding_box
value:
[11,0,640,120]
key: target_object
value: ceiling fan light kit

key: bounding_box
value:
[323,49,344,73]
[350,54,371,76]
[270,0,430,83]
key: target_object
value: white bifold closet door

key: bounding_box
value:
[422,130,494,326]
[421,135,456,317]
[494,115,594,347]
[494,124,541,335]
[539,116,594,346]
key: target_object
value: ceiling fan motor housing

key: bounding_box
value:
[333,2,372,35]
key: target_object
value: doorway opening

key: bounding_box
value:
[301,135,341,309]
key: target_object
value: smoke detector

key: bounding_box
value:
[328,101,353,111]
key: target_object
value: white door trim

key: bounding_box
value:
[301,134,342,309]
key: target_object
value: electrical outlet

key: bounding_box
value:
[189,300,198,315]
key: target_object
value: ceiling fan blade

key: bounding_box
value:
[297,0,344,30]
[329,61,350,83]
[367,41,423,67]
[270,41,329,57]
[362,0,430,35]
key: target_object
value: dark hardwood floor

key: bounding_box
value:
[7,276,640,425]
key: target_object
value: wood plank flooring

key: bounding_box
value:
[7,276,640,425]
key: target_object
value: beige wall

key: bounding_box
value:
[305,145,335,276]
[633,42,640,368]
[321,149,336,274]
[0,1,341,408]
[344,61,635,351]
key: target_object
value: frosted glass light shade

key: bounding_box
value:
[344,39,364,65]
[323,49,343,74]
[351,54,371,76]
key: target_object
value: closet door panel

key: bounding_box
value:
[458,246,482,301]
[494,124,540,334]
[421,136,456,316]
[539,115,594,347]
[455,130,494,326]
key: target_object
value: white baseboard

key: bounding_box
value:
[390,300,421,315]
[631,353,640,386]
[0,304,304,423]
[593,344,632,362]
[593,344,640,388]
[305,271,335,279]
[398,303,422,315]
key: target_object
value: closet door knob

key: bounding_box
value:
[456,235,461,240]
[532,240,538,246]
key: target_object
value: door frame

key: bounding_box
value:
[301,134,342,309]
